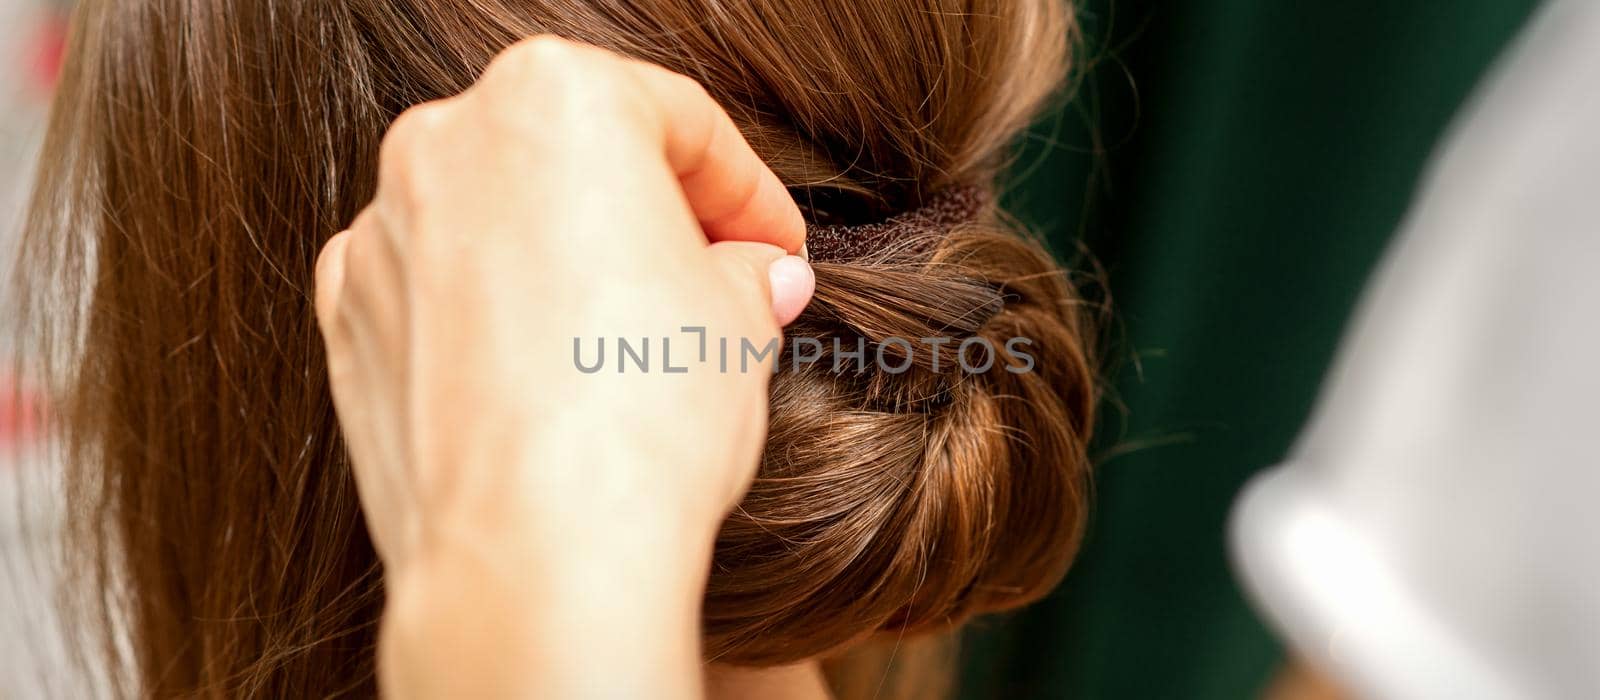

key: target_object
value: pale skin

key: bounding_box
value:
[314,36,823,698]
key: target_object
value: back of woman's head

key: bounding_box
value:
[22,0,1093,694]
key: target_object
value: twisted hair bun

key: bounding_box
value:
[669,0,1097,667]
[708,218,1096,664]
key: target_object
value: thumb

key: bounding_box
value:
[706,241,815,327]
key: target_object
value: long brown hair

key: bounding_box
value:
[17,0,1093,696]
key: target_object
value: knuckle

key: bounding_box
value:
[500,34,582,71]
[668,70,712,105]
[479,36,631,133]
[332,234,367,294]
[313,233,346,285]
[484,36,585,99]
[381,101,449,159]
[335,226,406,337]
[313,274,343,330]
[377,101,452,210]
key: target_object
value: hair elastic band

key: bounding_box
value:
[803,185,989,263]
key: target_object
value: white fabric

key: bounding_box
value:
[1231,1,1600,697]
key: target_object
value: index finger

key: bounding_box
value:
[620,59,806,254]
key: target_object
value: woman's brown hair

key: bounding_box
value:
[17,0,1094,696]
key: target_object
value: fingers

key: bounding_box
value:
[466,37,804,253]
[617,57,806,253]
[705,241,815,327]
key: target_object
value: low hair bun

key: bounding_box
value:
[704,218,1098,665]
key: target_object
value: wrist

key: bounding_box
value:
[380,544,709,699]
[378,504,717,697]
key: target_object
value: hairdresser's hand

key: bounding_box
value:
[313,36,811,698]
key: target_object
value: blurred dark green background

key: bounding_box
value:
[964,1,1542,697]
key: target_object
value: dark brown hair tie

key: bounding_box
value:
[804,185,990,263]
